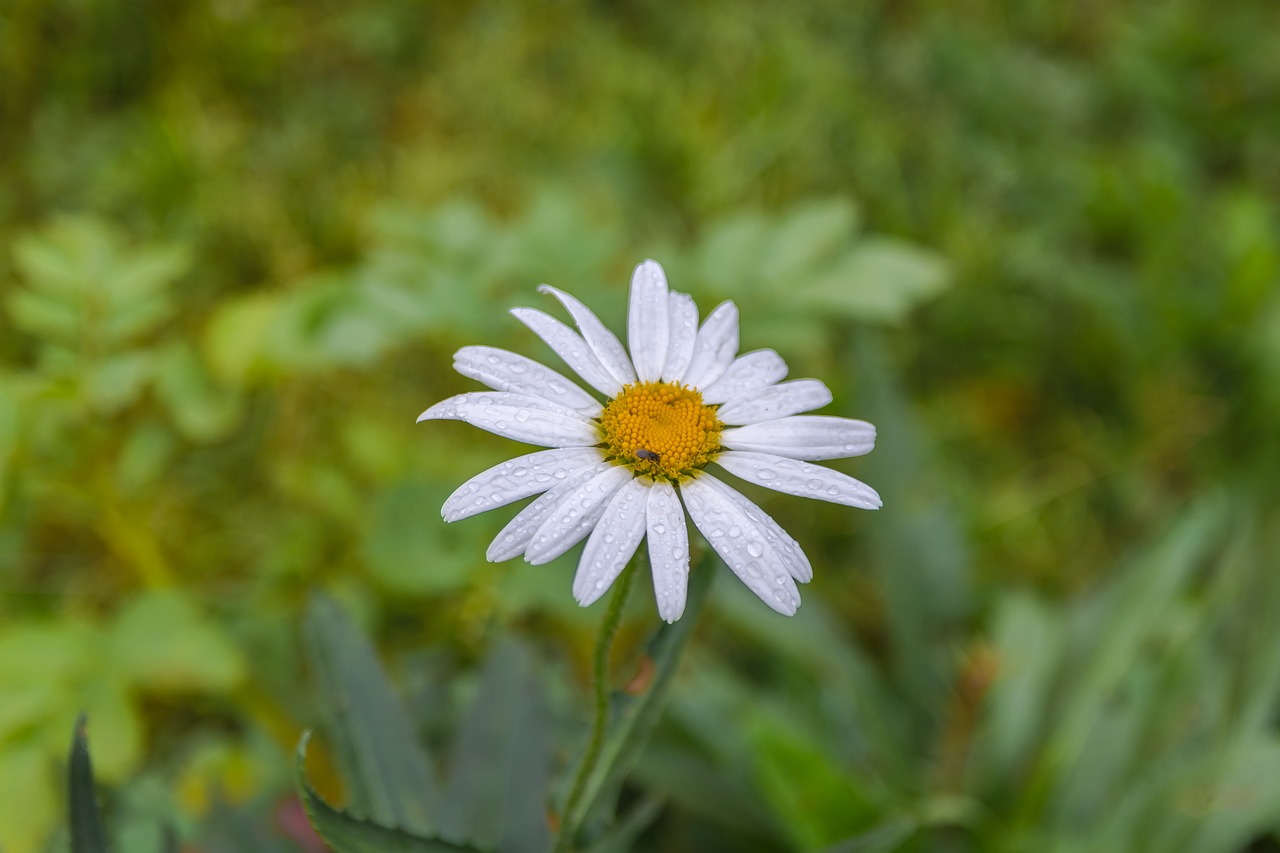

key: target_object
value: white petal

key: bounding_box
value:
[487,463,609,561]
[700,349,789,405]
[627,260,670,382]
[679,473,802,615]
[537,286,637,388]
[714,450,881,510]
[510,307,622,397]
[699,473,812,583]
[525,466,633,565]
[442,447,606,523]
[717,379,833,425]
[418,392,599,447]
[720,415,876,460]
[661,291,699,383]
[453,346,601,416]
[646,480,690,622]
[572,478,650,607]
[682,301,739,389]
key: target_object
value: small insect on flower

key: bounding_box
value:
[634,448,661,463]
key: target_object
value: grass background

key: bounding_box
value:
[2,1,1280,850]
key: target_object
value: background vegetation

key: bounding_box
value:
[3,0,1280,850]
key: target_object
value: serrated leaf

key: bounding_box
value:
[296,734,481,853]
[795,238,950,323]
[561,557,714,843]
[439,641,552,853]
[69,715,110,853]
[302,595,440,835]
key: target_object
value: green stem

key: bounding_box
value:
[555,550,642,852]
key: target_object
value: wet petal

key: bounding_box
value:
[452,346,601,415]
[700,349,789,405]
[627,260,670,382]
[418,392,599,447]
[538,286,637,389]
[679,473,801,615]
[442,447,606,522]
[510,307,622,397]
[720,415,876,460]
[698,473,812,583]
[572,477,650,607]
[646,480,690,622]
[487,463,609,562]
[682,301,739,389]
[661,291,699,383]
[717,379,833,425]
[525,466,633,565]
[714,450,881,510]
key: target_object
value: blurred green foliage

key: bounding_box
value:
[2,0,1279,850]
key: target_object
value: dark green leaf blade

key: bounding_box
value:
[297,733,482,853]
[817,818,918,853]
[69,714,110,853]
[440,640,553,853]
[302,594,440,834]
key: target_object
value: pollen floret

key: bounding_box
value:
[597,381,723,480]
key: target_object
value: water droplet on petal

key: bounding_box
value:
[746,542,763,558]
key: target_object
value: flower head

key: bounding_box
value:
[418,260,880,621]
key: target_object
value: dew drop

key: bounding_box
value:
[515,409,531,422]
[653,522,667,535]
[728,526,742,538]
[746,542,763,558]
[672,548,684,560]
[486,354,501,365]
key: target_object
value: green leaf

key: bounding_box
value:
[5,288,82,339]
[302,595,440,834]
[296,733,481,853]
[108,591,246,693]
[84,351,153,414]
[201,293,283,386]
[439,641,552,853]
[563,557,714,840]
[580,796,664,853]
[817,818,917,853]
[152,342,243,442]
[69,715,110,853]
[0,739,60,853]
[760,197,861,286]
[794,237,950,323]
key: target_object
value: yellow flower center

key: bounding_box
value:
[597,381,723,480]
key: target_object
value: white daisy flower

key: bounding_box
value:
[418,259,880,622]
